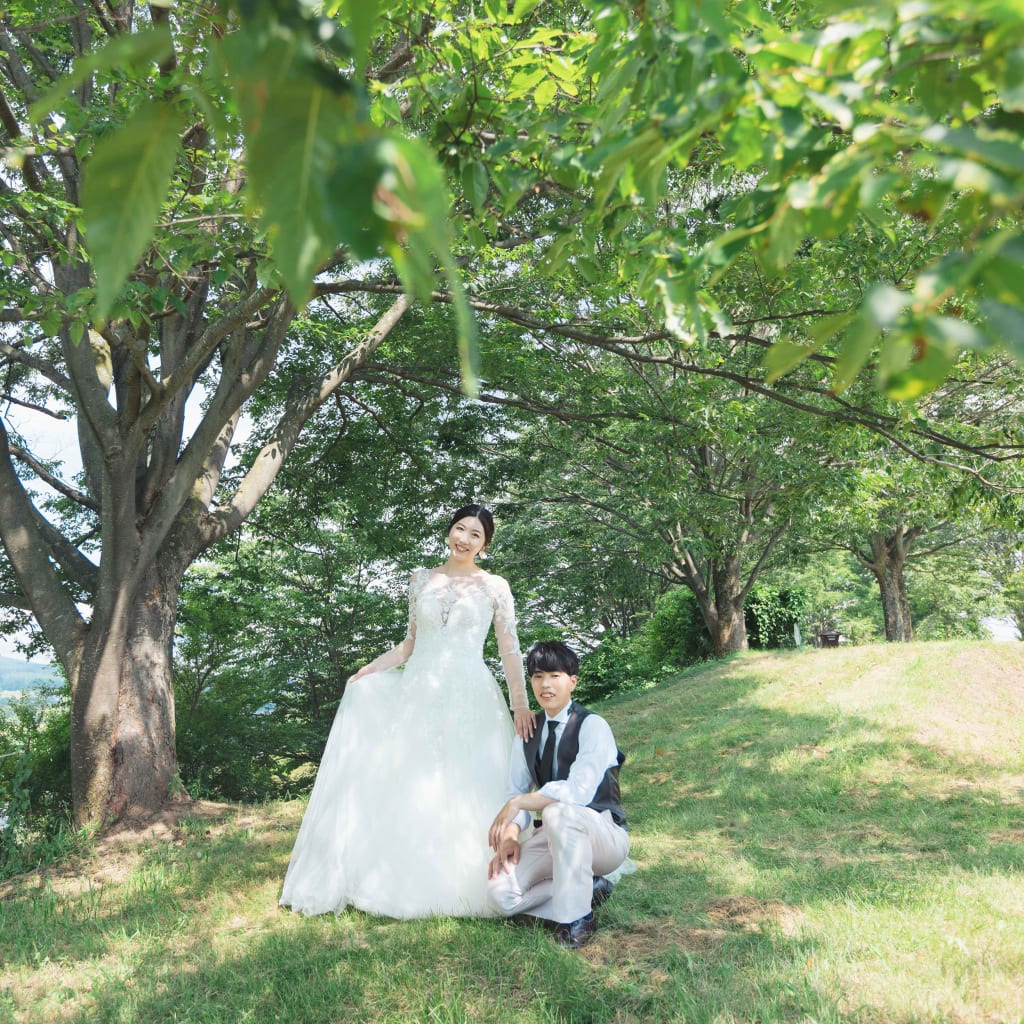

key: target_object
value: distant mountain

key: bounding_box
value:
[0,655,60,693]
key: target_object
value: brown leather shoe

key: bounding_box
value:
[554,912,597,949]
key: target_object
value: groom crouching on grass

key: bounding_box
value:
[486,640,629,949]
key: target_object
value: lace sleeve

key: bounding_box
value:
[358,569,425,675]
[490,574,529,712]
[404,567,427,643]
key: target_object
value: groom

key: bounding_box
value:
[486,640,629,949]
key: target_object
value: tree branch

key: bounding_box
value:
[8,443,99,510]
[1,395,69,420]
[0,419,85,664]
[0,589,34,611]
[129,284,278,453]
[0,341,73,392]
[318,279,1023,479]
[203,293,415,546]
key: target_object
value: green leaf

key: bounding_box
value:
[461,160,490,214]
[29,25,174,123]
[323,138,390,260]
[246,78,353,305]
[227,28,382,306]
[377,138,479,394]
[831,313,876,393]
[81,100,185,321]
[979,243,1024,304]
[980,299,1024,363]
[806,89,853,131]
[808,311,855,345]
[575,257,602,284]
[466,224,488,250]
[510,0,543,21]
[763,206,804,274]
[508,66,548,100]
[655,275,701,347]
[764,337,824,382]
[370,88,403,127]
[534,76,558,109]
[1000,47,1024,112]
[923,124,1024,175]
[864,284,910,330]
[344,0,378,80]
[882,324,962,402]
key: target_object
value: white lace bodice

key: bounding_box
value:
[369,567,528,712]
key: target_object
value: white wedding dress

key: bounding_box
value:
[279,567,527,918]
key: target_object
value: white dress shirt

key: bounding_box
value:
[505,703,621,833]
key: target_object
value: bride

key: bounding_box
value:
[279,504,535,918]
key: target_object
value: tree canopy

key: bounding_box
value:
[1,0,1022,826]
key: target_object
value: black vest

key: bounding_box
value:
[523,702,627,829]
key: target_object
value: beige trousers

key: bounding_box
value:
[486,802,630,924]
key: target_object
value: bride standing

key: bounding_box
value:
[279,504,535,918]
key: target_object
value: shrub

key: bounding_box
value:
[746,584,807,649]
[640,587,713,668]
[575,635,656,704]
[0,690,77,880]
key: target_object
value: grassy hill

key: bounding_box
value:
[0,655,60,700]
[0,655,59,690]
[2,640,1022,1023]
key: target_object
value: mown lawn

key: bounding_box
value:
[2,640,1022,1023]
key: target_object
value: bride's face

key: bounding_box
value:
[447,516,487,562]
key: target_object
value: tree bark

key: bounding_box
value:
[708,558,749,657]
[71,564,183,825]
[860,527,920,642]
[669,549,750,658]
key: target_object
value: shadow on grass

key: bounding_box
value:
[39,896,837,1024]
[0,814,296,966]
[612,660,1023,913]
[1,795,842,1023]
[4,656,1022,1023]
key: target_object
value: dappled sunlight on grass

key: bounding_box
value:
[597,642,1024,1023]
[3,642,1023,1023]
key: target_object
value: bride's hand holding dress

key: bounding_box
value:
[279,504,531,919]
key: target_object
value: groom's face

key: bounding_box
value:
[530,669,577,717]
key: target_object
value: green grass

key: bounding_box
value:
[2,640,1022,1023]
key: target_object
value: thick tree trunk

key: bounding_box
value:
[70,566,184,826]
[710,601,748,657]
[709,560,749,657]
[863,528,918,643]
[876,559,914,642]
[677,554,750,658]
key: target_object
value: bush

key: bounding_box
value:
[639,588,713,668]
[0,689,77,880]
[575,635,656,704]
[175,666,317,803]
[746,584,807,649]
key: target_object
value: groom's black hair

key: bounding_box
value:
[526,640,579,677]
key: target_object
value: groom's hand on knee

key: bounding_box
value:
[488,837,520,879]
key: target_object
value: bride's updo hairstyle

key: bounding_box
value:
[448,503,495,548]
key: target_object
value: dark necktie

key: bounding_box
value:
[538,720,558,785]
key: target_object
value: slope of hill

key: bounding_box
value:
[0,655,60,696]
[1,640,1022,1024]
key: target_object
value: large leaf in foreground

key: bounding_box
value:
[81,100,185,321]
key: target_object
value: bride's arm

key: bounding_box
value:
[491,575,535,740]
[348,570,422,682]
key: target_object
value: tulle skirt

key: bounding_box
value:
[279,653,515,918]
